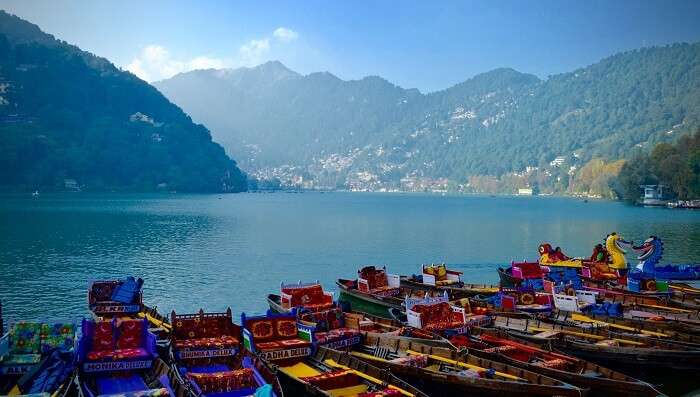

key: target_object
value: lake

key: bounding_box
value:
[2,192,700,324]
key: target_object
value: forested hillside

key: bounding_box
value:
[616,129,700,201]
[156,43,700,193]
[0,11,247,192]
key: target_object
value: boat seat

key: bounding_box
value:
[255,338,311,351]
[173,335,238,350]
[87,347,150,361]
[314,328,360,345]
[188,368,256,393]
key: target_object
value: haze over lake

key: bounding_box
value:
[2,192,700,323]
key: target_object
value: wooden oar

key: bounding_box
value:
[405,350,525,381]
[571,313,669,338]
[324,359,416,397]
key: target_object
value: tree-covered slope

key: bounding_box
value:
[0,11,246,192]
[156,42,700,187]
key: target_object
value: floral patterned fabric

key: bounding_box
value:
[313,328,360,345]
[187,369,256,393]
[299,308,344,331]
[300,370,358,390]
[87,347,149,361]
[174,335,238,350]
[281,284,333,311]
[276,319,297,338]
[40,323,75,353]
[9,322,41,354]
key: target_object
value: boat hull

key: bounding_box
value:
[336,280,400,319]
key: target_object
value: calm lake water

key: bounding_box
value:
[3,192,700,324]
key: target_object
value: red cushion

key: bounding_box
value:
[188,369,255,393]
[92,321,114,351]
[113,348,149,359]
[175,335,239,350]
[116,319,143,349]
[277,338,310,348]
[249,320,275,341]
[276,319,298,338]
[87,350,114,361]
[315,328,360,344]
[255,341,281,350]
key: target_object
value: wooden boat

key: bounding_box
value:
[351,332,585,397]
[336,266,446,319]
[498,266,519,288]
[457,327,664,397]
[170,308,283,396]
[76,357,186,397]
[276,346,429,397]
[75,318,184,396]
[584,278,700,311]
[399,264,499,297]
[545,309,700,341]
[0,320,77,396]
[88,277,145,318]
[490,313,700,370]
[267,281,335,315]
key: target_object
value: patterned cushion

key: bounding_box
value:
[87,347,149,361]
[174,335,238,350]
[188,369,256,393]
[9,322,41,354]
[314,328,360,344]
[249,320,275,341]
[255,341,282,351]
[276,319,298,338]
[116,319,143,349]
[299,308,344,331]
[92,321,115,351]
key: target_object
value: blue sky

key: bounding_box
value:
[2,0,700,92]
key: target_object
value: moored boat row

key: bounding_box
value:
[3,232,699,396]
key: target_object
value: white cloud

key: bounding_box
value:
[237,38,270,67]
[125,27,299,82]
[273,27,298,42]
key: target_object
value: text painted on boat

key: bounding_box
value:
[321,335,361,349]
[84,359,152,372]
[92,304,141,313]
[260,347,311,361]
[177,348,237,359]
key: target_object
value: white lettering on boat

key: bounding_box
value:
[260,347,311,361]
[83,359,152,372]
[321,335,361,349]
[177,348,237,359]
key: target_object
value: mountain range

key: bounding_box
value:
[155,44,700,190]
[0,11,246,192]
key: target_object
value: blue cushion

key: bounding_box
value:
[111,277,143,304]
